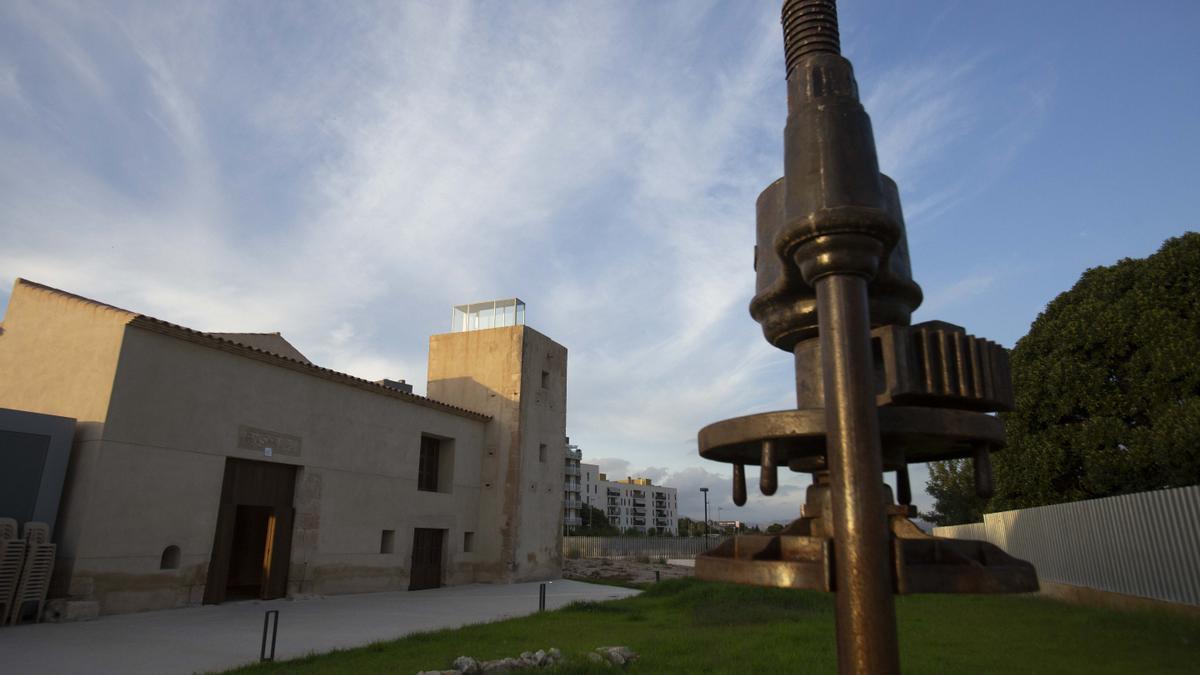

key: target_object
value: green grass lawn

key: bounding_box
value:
[225,578,1199,674]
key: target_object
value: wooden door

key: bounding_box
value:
[409,528,443,590]
[204,458,298,604]
[202,501,236,605]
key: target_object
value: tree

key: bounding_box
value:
[925,233,1200,523]
[576,504,619,536]
[922,459,986,526]
[678,516,704,537]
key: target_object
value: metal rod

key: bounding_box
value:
[896,465,912,506]
[538,583,546,612]
[761,440,778,495]
[973,446,994,499]
[732,464,747,506]
[260,610,279,662]
[815,273,900,675]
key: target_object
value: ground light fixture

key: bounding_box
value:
[694,2,1038,673]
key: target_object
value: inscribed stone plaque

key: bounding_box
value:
[237,425,301,457]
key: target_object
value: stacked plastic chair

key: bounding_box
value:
[0,518,25,626]
[3,521,55,625]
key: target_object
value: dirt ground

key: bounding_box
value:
[563,557,694,585]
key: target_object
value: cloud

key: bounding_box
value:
[0,2,1054,517]
[918,271,996,315]
[861,51,1054,227]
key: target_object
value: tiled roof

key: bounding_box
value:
[207,332,312,364]
[13,278,490,421]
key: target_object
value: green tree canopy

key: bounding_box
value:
[925,233,1200,524]
[575,504,619,536]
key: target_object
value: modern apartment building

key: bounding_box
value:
[563,442,582,530]
[573,461,678,535]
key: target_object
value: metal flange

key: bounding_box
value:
[698,405,1005,472]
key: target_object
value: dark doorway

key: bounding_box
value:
[204,459,297,604]
[409,528,444,590]
[225,505,274,599]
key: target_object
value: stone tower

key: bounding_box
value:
[426,299,566,582]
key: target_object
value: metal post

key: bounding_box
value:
[538,583,546,612]
[700,488,710,540]
[816,274,899,674]
[260,610,279,662]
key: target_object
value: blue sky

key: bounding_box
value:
[2,0,1197,526]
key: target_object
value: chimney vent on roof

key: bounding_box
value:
[376,379,413,394]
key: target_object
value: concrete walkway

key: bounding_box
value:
[0,580,639,675]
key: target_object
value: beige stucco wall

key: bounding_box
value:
[21,312,489,612]
[1,282,566,616]
[0,280,134,589]
[58,324,489,613]
[0,280,131,424]
[427,325,566,583]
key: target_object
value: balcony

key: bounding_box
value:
[655,510,667,517]
[564,515,582,527]
[564,498,581,509]
[632,499,645,508]
[566,446,582,461]
[631,490,646,499]
[564,479,580,492]
[452,298,525,332]
[654,499,667,507]
[607,488,620,496]
[631,518,646,526]
[630,508,645,516]
[564,464,580,478]
[607,508,620,518]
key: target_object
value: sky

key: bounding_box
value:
[2,0,1198,527]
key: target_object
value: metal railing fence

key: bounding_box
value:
[563,536,714,560]
[933,485,1200,607]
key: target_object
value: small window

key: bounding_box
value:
[381,529,395,554]
[539,443,547,462]
[464,531,474,553]
[418,436,440,492]
[541,370,549,388]
[160,545,180,570]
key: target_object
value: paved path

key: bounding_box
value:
[0,580,639,674]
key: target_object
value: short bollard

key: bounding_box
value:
[260,610,279,662]
[538,583,546,612]
[656,570,661,583]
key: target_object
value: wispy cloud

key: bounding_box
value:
[918,271,996,315]
[0,1,1057,524]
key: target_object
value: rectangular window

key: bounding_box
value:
[541,370,550,388]
[418,436,440,492]
[539,443,547,462]
[381,529,395,554]
[464,531,474,553]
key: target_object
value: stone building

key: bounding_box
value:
[579,462,677,535]
[0,281,566,617]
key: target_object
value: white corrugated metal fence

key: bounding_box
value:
[933,485,1200,606]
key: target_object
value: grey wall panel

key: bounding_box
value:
[0,407,76,535]
[934,485,1200,606]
